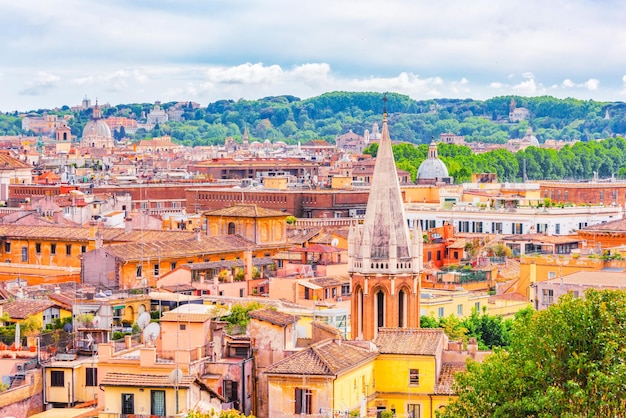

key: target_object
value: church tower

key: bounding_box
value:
[349,104,423,340]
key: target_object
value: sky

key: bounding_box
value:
[2,0,626,112]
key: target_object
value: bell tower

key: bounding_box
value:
[349,101,423,340]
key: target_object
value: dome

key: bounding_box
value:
[82,119,112,139]
[417,158,449,179]
[522,127,539,146]
[417,140,449,181]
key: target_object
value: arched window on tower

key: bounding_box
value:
[228,222,236,235]
[398,289,407,328]
[376,290,385,331]
[357,289,363,338]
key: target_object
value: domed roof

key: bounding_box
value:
[417,140,449,180]
[82,119,112,139]
[417,158,449,179]
[522,127,539,146]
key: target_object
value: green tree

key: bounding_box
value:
[439,290,626,418]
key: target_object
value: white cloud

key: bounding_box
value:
[19,72,60,96]
[562,79,575,88]
[583,79,599,91]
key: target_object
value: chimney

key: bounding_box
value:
[88,219,98,240]
[193,227,201,241]
[125,217,133,234]
[468,337,478,356]
[243,250,253,281]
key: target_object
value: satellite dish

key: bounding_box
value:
[63,322,73,332]
[137,312,150,330]
[169,367,183,385]
[143,322,160,345]
[92,315,101,328]
[331,238,339,247]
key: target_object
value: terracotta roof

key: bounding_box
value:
[265,339,376,376]
[0,224,193,243]
[309,277,342,287]
[0,152,31,169]
[582,218,626,232]
[100,372,195,388]
[203,204,287,218]
[101,234,256,261]
[500,233,581,244]
[249,308,299,326]
[160,312,212,323]
[287,227,323,245]
[289,244,342,254]
[4,299,56,320]
[374,328,446,356]
[435,362,466,395]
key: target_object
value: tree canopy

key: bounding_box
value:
[439,289,626,418]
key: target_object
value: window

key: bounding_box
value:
[86,367,97,386]
[407,404,421,418]
[51,370,64,387]
[548,271,556,279]
[121,393,134,415]
[81,245,86,253]
[179,324,186,331]
[493,222,503,234]
[21,247,27,262]
[136,265,142,278]
[542,289,554,305]
[457,304,463,316]
[170,262,177,270]
[341,284,351,296]
[150,390,166,416]
[304,287,311,300]
[224,380,239,405]
[154,263,159,276]
[555,224,561,234]
[65,244,71,256]
[4,242,10,253]
[295,388,312,414]
[35,243,41,254]
[409,369,420,385]
[50,243,56,255]
[437,307,444,318]
[228,222,236,235]
[475,302,481,312]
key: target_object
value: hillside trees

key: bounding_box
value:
[438,289,626,418]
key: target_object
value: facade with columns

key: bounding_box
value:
[349,112,424,341]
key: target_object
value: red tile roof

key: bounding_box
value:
[100,372,195,388]
[4,299,56,320]
[204,204,287,218]
[265,339,376,376]
[374,328,446,356]
[435,362,466,395]
[249,308,299,327]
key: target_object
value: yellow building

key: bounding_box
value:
[264,328,487,418]
[43,354,99,408]
[265,339,377,417]
[373,328,453,417]
[3,299,72,332]
[204,203,288,246]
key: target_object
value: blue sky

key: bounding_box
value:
[1,0,625,112]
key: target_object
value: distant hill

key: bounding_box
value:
[6,92,625,146]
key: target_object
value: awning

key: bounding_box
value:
[112,305,125,310]
[298,280,322,290]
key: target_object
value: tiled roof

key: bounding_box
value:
[101,234,256,261]
[265,339,376,376]
[374,328,446,356]
[100,372,195,388]
[309,277,342,287]
[582,218,626,232]
[160,312,212,323]
[249,308,299,327]
[287,227,323,245]
[4,299,56,319]
[0,152,31,169]
[435,362,466,395]
[204,204,287,218]
[0,224,193,243]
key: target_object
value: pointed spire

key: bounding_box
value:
[349,98,413,275]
